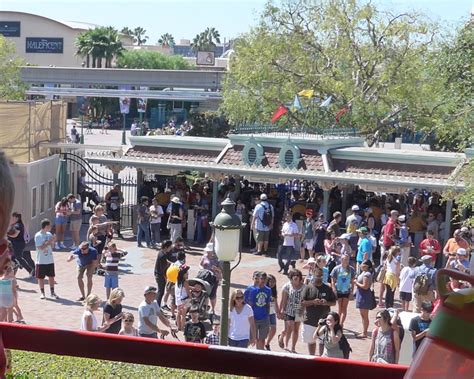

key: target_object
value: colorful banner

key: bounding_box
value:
[298,89,314,98]
[137,86,148,113]
[291,95,302,112]
[271,104,288,123]
[119,85,131,114]
[335,107,349,123]
[320,96,332,107]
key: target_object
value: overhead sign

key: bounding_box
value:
[196,51,215,66]
[26,38,63,54]
[0,21,21,37]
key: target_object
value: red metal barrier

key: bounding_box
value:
[0,323,408,378]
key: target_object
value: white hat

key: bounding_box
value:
[351,205,360,211]
[398,215,406,223]
[340,233,351,240]
[420,255,432,262]
[307,257,316,264]
[260,193,268,201]
[456,248,467,256]
[171,196,180,203]
[204,242,214,252]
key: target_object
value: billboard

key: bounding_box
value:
[196,51,215,66]
[0,21,21,37]
[26,38,63,54]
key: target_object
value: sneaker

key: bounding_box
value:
[252,251,262,256]
[77,296,85,302]
[70,245,77,250]
[59,242,66,249]
[54,243,61,250]
[40,293,46,300]
[50,292,59,300]
[265,344,271,351]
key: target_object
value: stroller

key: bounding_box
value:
[188,271,215,322]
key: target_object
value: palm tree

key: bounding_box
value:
[75,27,123,68]
[158,33,175,47]
[121,26,135,44]
[75,33,92,67]
[205,27,221,46]
[133,27,148,45]
[103,27,124,68]
[191,27,221,52]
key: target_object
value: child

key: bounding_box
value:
[265,274,279,351]
[302,257,317,284]
[119,312,138,337]
[316,255,329,285]
[399,256,417,311]
[184,306,206,343]
[205,319,220,345]
[0,261,15,322]
[6,260,25,323]
[175,265,191,331]
[103,242,128,298]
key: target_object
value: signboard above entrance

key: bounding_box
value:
[0,21,21,37]
[26,37,63,53]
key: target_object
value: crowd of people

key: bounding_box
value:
[1,154,473,365]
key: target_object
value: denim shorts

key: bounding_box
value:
[55,215,68,225]
[269,313,276,326]
[228,338,249,348]
[104,273,119,289]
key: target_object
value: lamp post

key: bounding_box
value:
[211,197,244,346]
[121,113,127,145]
[80,114,84,144]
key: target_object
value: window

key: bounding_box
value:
[248,147,257,164]
[278,142,300,169]
[32,187,37,218]
[48,181,53,209]
[173,101,184,110]
[284,150,294,165]
[40,184,45,213]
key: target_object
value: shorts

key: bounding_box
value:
[301,323,317,344]
[77,264,95,280]
[139,332,158,339]
[284,314,296,321]
[255,318,270,340]
[303,240,314,251]
[209,282,218,300]
[55,215,68,225]
[104,273,119,289]
[337,292,350,299]
[400,291,412,302]
[228,338,249,348]
[255,230,270,243]
[166,281,176,305]
[36,263,55,279]
[69,219,82,232]
[269,313,276,326]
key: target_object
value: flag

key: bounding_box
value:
[137,86,148,113]
[335,107,349,123]
[119,85,131,114]
[298,89,314,98]
[320,96,332,107]
[271,104,288,123]
[291,95,302,112]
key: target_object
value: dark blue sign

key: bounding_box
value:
[0,21,21,37]
[26,37,63,54]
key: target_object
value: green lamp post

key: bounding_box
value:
[211,197,244,346]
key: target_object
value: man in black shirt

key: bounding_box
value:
[301,267,336,355]
[409,300,433,355]
[154,240,174,307]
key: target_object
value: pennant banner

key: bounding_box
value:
[335,107,349,123]
[298,89,314,98]
[271,105,288,123]
[320,96,332,107]
[291,95,302,112]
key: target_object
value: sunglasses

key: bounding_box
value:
[81,247,89,251]
[124,319,133,322]
[235,296,244,300]
[376,316,382,320]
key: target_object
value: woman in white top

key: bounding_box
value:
[228,289,256,348]
[80,294,110,332]
[382,247,401,309]
[175,265,191,332]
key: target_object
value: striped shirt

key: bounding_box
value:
[105,252,123,274]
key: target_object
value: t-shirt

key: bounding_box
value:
[399,266,416,293]
[301,283,336,327]
[69,199,82,221]
[409,316,432,351]
[149,204,163,224]
[383,219,396,247]
[282,221,299,247]
[247,285,272,321]
[419,239,441,261]
[229,304,254,340]
[8,222,25,250]
[34,231,54,265]
[104,303,122,334]
[137,204,150,223]
[72,246,98,267]
[105,251,124,274]
[443,238,469,255]
[154,250,172,277]
[184,321,206,342]
[303,219,315,239]
[253,201,272,232]
[357,237,373,263]
[138,300,161,335]
[330,265,355,294]
[281,282,306,317]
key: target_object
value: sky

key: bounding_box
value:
[1,0,472,43]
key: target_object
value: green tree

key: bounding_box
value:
[116,50,192,70]
[133,27,149,45]
[121,27,134,40]
[158,33,175,47]
[187,112,230,138]
[75,27,124,68]
[0,35,26,100]
[222,0,440,137]
[191,27,221,52]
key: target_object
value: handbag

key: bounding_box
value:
[376,262,387,283]
[369,289,377,310]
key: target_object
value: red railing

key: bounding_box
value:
[0,323,408,378]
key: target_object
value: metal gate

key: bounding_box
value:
[61,152,137,231]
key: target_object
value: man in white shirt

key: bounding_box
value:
[34,219,59,300]
[138,286,176,338]
[149,199,164,247]
[278,213,300,275]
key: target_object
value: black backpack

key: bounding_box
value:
[197,269,217,287]
[339,333,352,359]
[260,204,273,226]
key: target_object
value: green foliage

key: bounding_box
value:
[121,26,149,45]
[75,27,124,68]
[158,33,176,47]
[8,350,242,378]
[187,112,230,138]
[192,27,221,52]
[116,50,192,70]
[0,35,26,100]
[222,0,443,137]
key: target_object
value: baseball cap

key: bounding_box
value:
[260,193,268,201]
[351,205,360,211]
[357,227,369,234]
[456,248,467,256]
[420,255,432,263]
[398,215,406,223]
[144,286,157,295]
[307,257,316,264]
[340,233,351,240]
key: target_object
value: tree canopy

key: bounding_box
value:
[121,27,149,45]
[116,50,192,70]
[0,35,26,100]
[75,26,124,68]
[158,33,176,47]
[191,27,221,52]
[222,0,464,141]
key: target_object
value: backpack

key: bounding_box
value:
[197,269,217,288]
[260,204,273,226]
[413,269,432,296]
[338,333,352,359]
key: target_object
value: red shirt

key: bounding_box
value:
[383,219,396,247]
[419,238,441,261]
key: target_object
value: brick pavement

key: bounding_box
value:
[15,224,385,362]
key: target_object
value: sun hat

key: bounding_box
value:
[420,255,432,262]
[171,196,180,203]
[340,233,351,240]
[351,205,360,211]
